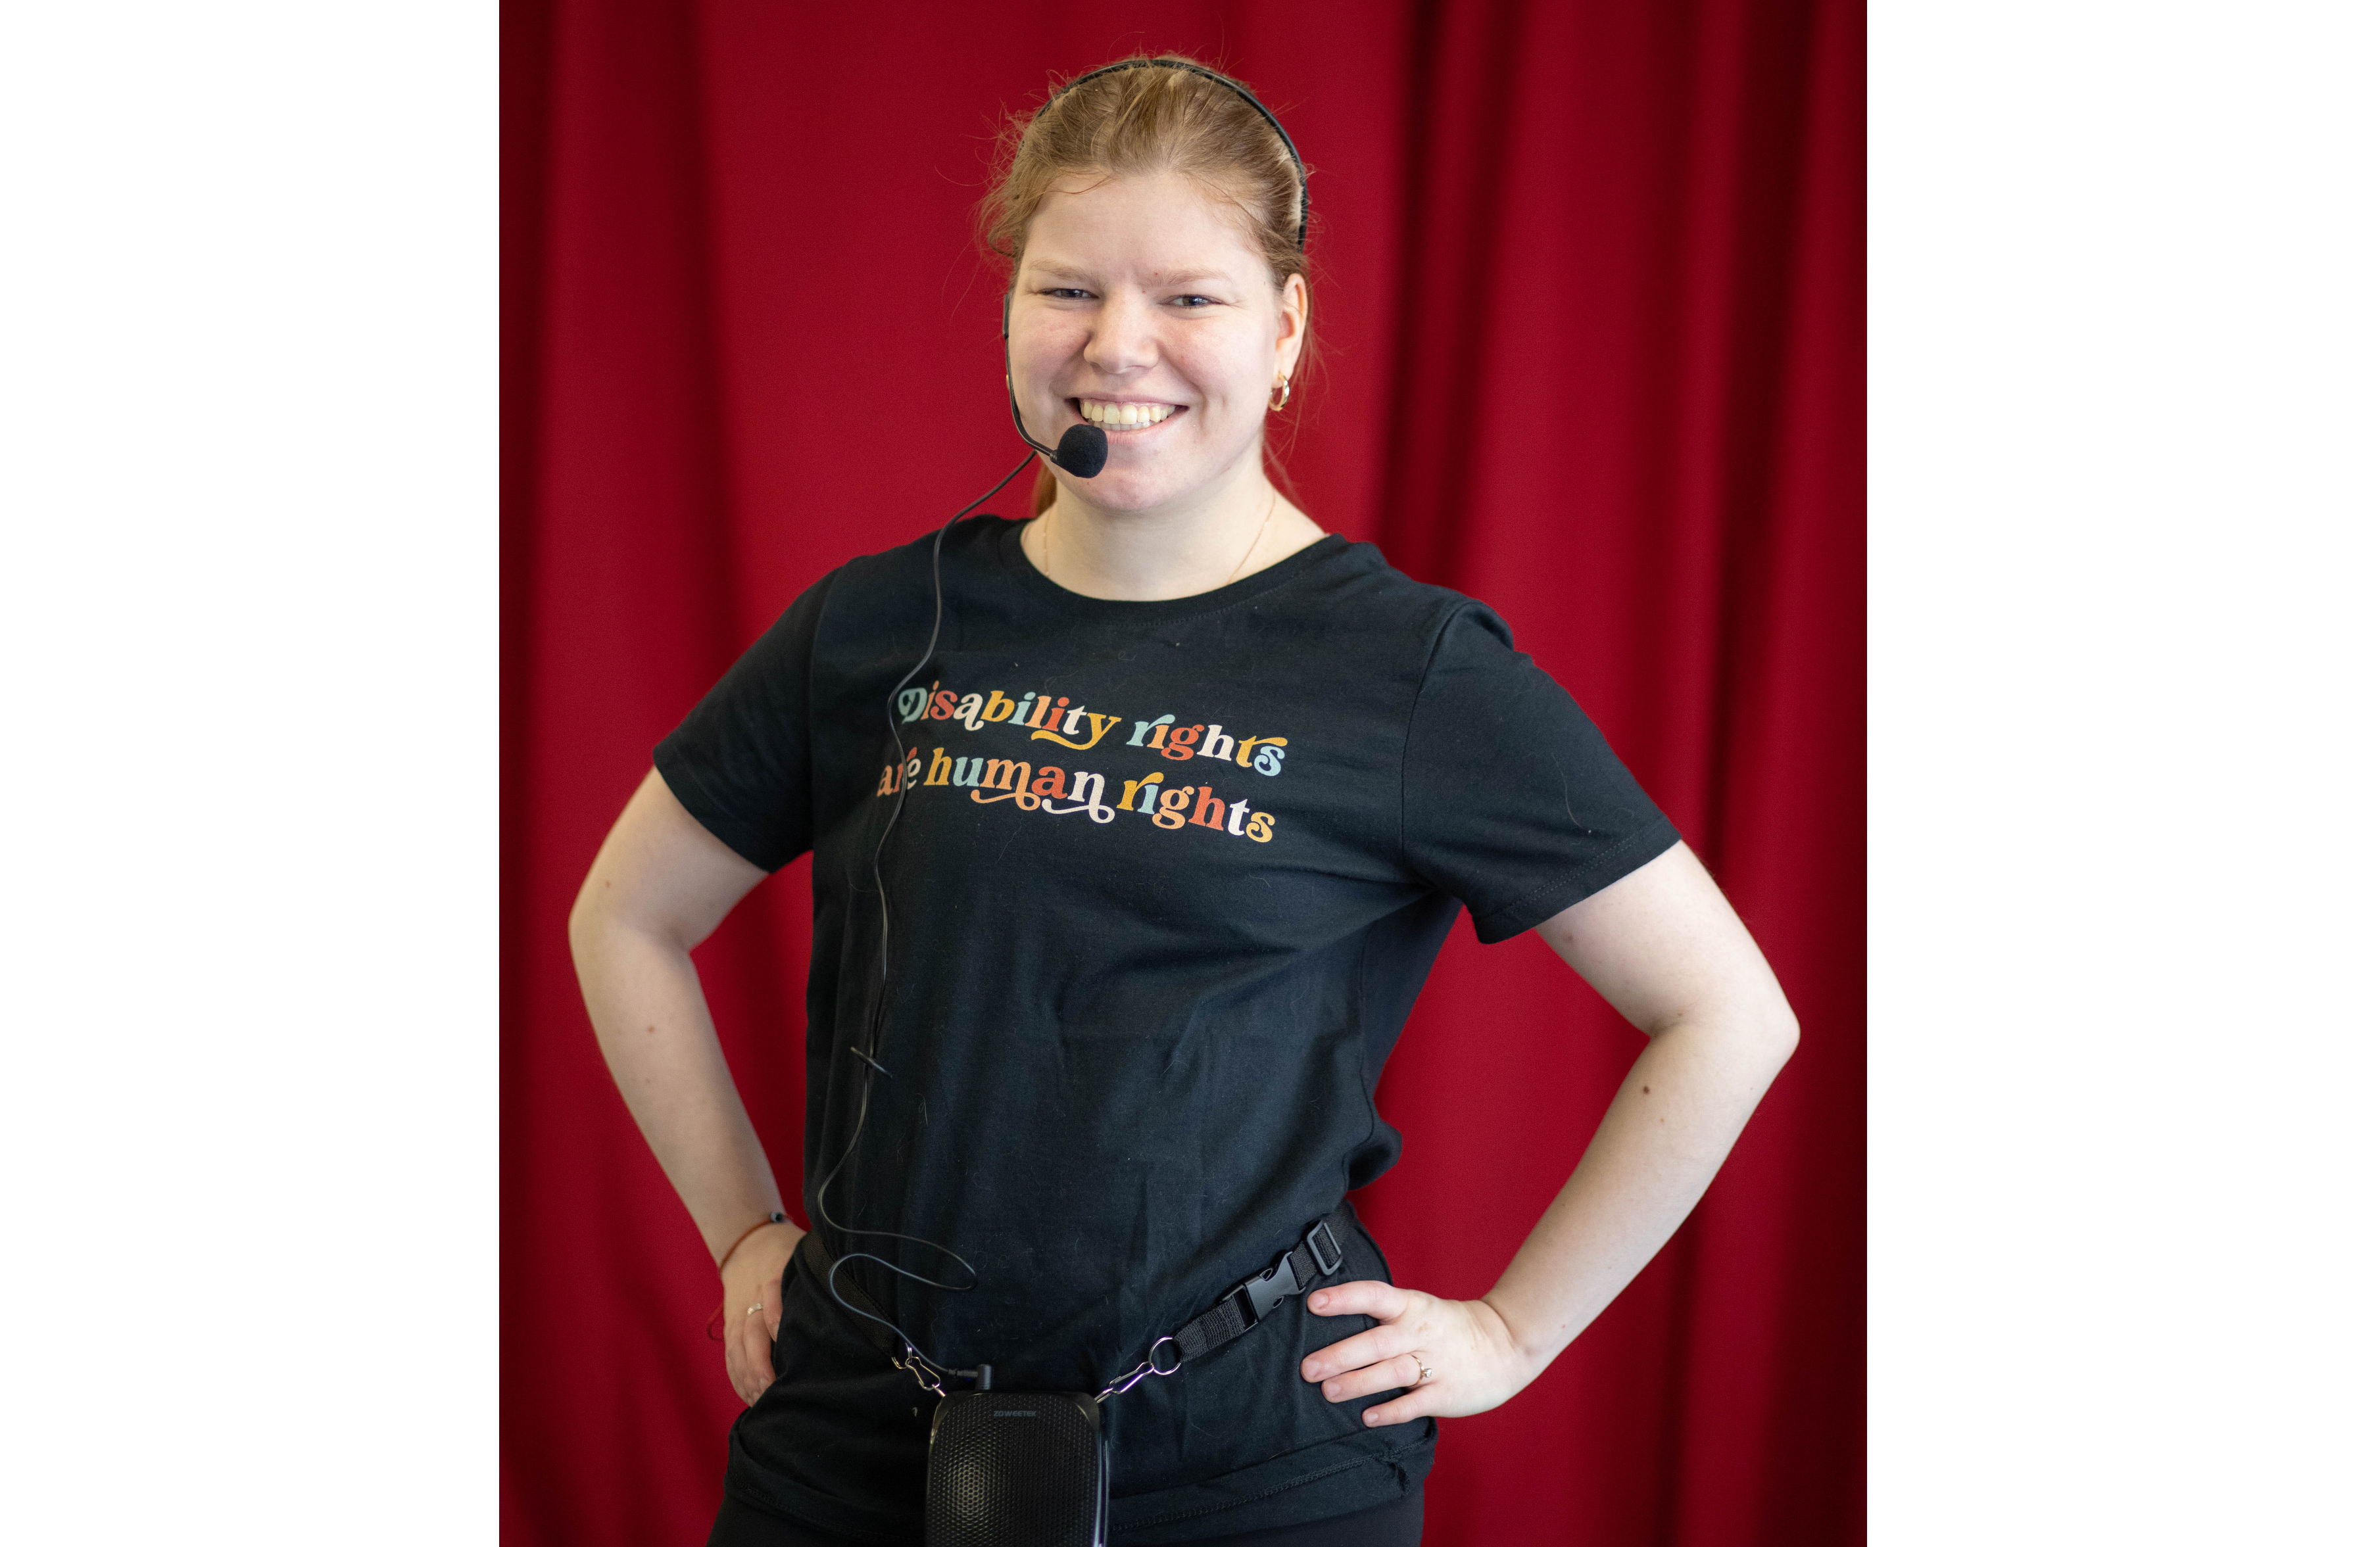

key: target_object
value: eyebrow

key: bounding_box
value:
[1023,264,1236,289]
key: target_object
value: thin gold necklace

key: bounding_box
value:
[1036,490,1278,595]
[1221,490,1278,586]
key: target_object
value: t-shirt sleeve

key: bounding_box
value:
[651,574,835,872]
[1401,605,1681,943]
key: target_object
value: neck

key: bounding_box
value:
[1029,456,1320,602]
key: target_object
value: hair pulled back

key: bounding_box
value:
[983,56,1313,513]
[984,55,1309,296]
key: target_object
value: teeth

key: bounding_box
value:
[1083,402,1175,429]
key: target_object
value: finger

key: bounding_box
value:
[1305,1279,1403,1322]
[1316,1352,1424,1405]
[725,1326,750,1403]
[763,1270,785,1343]
[1301,1321,1411,1384]
[1358,1388,1432,1428]
[743,1304,777,1400]
[730,1303,771,1404]
[724,1335,755,1404]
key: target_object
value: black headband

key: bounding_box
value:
[1032,58,1309,250]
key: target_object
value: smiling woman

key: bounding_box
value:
[568,51,1798,1547]
[984,60,1323,589]
[1007,168,1311,561]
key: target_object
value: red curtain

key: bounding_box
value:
[501,3,1863,1544]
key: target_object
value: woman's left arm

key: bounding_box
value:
[1300,841,1800,1425]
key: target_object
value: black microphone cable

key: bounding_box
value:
[808,448,1041,1379]
[816,316,1114,1369]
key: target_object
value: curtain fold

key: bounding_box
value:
[501,3,1864,1542]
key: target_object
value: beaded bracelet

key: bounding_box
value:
[716,1212,790,1272]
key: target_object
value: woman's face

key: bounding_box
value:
[1008,170,1306,515]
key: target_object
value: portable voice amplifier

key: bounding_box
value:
[923,1385,1109,1547]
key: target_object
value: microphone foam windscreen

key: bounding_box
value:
[1054,424,1109,479]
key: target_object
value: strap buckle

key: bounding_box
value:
[1305,1216,1344,1277]
[1231,1214,1347,1327]
[1233,1252,1301,1325]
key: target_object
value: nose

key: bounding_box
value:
[1082,295,1159,379]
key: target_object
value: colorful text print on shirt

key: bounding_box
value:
[879,682,1284,842]
[873,751,1276,843]
[894,684,1290,777]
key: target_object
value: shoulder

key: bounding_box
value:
[1282,538,1513,665]
[831,513,1017,589]
[806,514,1020,637]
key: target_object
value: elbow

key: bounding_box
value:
[1690,989,1796,1076]
[1650,995,1797,1076]
[1760,999,1800,1072]
[566,870,613,969]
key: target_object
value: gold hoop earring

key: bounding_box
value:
[1269,374,1292,413]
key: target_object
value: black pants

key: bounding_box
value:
[705,1486,1425,1547]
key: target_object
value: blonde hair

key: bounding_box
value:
[981,55,1313,514]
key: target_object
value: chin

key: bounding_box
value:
[1067,464,1203,515]
[1067,437,1254,515]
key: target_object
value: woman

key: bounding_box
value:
[570,55,1797,1547]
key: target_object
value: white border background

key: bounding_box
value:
[0,5,496,1541]
[1,2,2372,1540]
[1872,1,2377,1540]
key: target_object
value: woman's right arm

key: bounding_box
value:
[567,766,802,1405]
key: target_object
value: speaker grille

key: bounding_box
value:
[924,1392,1105,1547]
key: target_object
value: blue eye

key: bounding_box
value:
[1170,295,1218,308]
[1043,288,1095,301]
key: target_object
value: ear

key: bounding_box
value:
[1274,273,1310,379]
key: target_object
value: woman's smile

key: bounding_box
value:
[1071,396,1185,431]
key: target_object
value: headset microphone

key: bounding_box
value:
[1018,400,1109,480]
[1002,293,1109,479]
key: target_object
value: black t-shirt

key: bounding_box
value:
[656,517,1678,1542]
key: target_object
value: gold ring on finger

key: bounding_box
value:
[745,1303,765,1316]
